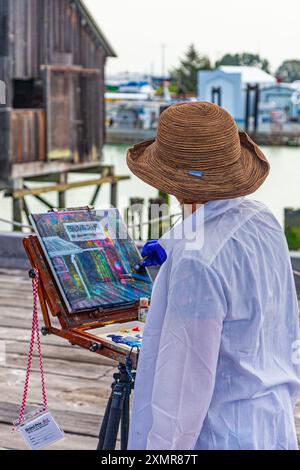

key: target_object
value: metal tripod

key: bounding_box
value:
[97,356,136,450]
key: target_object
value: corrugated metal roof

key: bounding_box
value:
[75,0,117,57]
[220,66,276,85]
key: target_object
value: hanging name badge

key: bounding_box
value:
[15,409,64,450]
[13,268,64,450]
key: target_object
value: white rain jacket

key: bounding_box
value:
[128,197,300,450]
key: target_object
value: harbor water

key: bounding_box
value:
[0,144,299,233]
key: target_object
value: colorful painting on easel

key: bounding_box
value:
[30,209,152,313]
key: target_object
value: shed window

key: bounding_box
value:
[13,79,44,109]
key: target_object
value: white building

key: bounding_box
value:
[198,66,276,125]
[219,66,275,87]
[259,83,300,122]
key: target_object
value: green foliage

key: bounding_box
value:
[215,53,270,73]
[168,83,178,94]
[155,83,178,96]
[155,86,163,96]
[285,226,300,250]
[276,60,300,83]
[158,191,170,206]
[170,44,211,95]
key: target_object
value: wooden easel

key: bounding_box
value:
[23,234,143,449]
[23,235,140,369]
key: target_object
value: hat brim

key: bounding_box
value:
[126,132,270,203]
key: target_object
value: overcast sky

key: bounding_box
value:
[84,0,299,76]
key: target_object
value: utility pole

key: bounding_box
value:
[161,44,166,78]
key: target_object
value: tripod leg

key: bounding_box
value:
[97,394,113,450]
[120,385,130,450]
[97,362,135,450]
[102,382,124,450]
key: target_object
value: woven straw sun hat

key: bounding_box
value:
[126,101,270,203]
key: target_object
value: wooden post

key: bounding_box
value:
[12,179,24,232]
[58,173,67,209]
[128,197,144,240]
[245,84,251,133]
[253,85,260,133]
[22,196,33,229]
[110,167,118,208]
[148,197,165,240]
[245,83,260,133]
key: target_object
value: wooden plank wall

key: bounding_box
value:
[0,0,9,57]
[47,70,102,163]
[0,0,107,173]
[0,110,10,185]
[47,72,73,161]
[0,2,10,181]
[11,110,46,164]
[8,0,106,79]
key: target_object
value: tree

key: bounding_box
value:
[276,60,300,83]
[170,44,211,95]
[215,53,270,73]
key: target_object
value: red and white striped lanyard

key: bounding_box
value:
[15,269,47,428]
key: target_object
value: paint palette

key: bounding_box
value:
[30,208,152,313]
[88,321,145,352]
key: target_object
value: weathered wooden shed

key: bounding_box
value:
[0,0,116,190]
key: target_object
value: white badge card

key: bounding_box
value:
[16,410,64,450]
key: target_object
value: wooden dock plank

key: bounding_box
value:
[0,423,99,450]
[7,340,117,366]
[0,366,114,414]
[5,353,114,380]
[0,401,102,438]
[0,326,72,347]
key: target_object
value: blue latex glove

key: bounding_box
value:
[140,240,167,267]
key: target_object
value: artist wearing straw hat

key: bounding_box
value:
[127,102,300,450]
